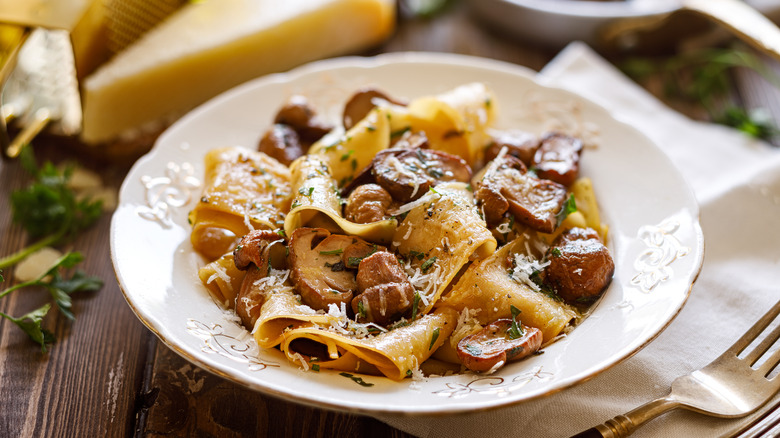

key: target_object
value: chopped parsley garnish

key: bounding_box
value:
[550,247,562,258]
[312,364,320,372]
[429,328,440,350]
[324,261,345,272]
[421,256,437,273]
[291,200,302,209]
[555,194,577,228]
[507,305,524,340]
[298,186,314,197]
[410,291,421,321]
[357,300,367,319]
[340,150,354,161]
[428,168,444,178]
[339,372,374,387]
[409,250,425,260]
[319,248,343,256]
[464,343,482,356]
[346,257,363,268]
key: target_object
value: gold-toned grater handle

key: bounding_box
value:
[0,24,30,158]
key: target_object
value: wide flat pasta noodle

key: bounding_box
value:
[281,307,459,380]
[437,234,577,343]
[190,146,292,260]
[283,154,397,244]
[385,82,495,166]
[250,273,458,380]
[391,182,497,312]
[307,106,391,187]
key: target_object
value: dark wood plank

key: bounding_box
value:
[0,143,152,438]
[141,344,408,438]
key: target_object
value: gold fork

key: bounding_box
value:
[573,300,780,437]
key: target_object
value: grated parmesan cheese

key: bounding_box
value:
[510,253,550,292]
[403,259,442,307]
[387,155,422,198]
[242,202,256,232]
[207,263,233,290]
[291,352,309,371]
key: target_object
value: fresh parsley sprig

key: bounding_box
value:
[0,147,103,269]
[621,46,780,142]
[0,252,103,351]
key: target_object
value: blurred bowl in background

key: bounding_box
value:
[467,0,780,54]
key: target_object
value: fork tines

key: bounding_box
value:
[729,300,780,377]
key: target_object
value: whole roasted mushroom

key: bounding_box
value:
[544,227,614,303]
[351,251,416,326]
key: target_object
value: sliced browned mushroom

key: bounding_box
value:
[342,87,406,130]
[233,230,285,270]
[372,148,472,203]
[351,251,415,326]
[456,319,543,372]
[532,132,583,186]
[344,183,393,224]
[274,95,333,143]
[257,124,305,166]
[288,228,356,311]
[232,230,286,329]
[544,227,614,303]
[475,155,567,233]
[484,129,540,167]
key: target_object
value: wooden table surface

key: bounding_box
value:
[1,2,779,437]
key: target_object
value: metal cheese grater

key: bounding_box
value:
[0,0,187,158]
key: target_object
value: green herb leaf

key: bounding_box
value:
[1,304,56,352]
[324,261,345,272]
[410,291,421,321]
[45,269,103,320]
[429,327,440,350]
[507,305,524,340]
[421,256,437,273]
[464,343,482,356]
[409,250,425,260]
[298,187,314,197]
[555,194,577,228]
[339,372,374,387]
[319,248,343,256]
[357,300,367,319]
[346,256,364,268]
[717,106,779,140]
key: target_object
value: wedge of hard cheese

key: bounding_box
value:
[81,0,395,144]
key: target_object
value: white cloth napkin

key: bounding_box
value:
[375,42,780,438]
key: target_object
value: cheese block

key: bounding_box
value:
[80,0,395,144]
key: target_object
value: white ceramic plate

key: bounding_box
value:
[111,52,703,415]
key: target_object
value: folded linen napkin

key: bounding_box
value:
[376,41,780,438]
